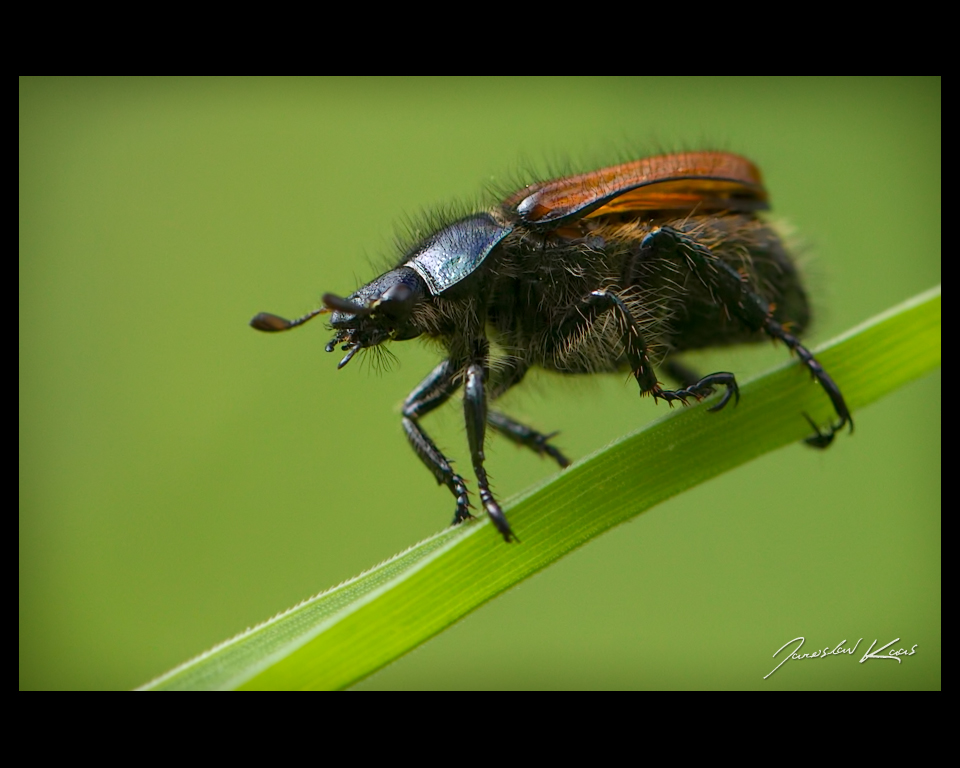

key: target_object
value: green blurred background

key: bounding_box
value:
[20,77,940,690]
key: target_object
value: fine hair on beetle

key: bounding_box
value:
[251,151,851,543]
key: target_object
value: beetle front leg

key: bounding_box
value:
[464,363,515,542]
[402,360,472,526]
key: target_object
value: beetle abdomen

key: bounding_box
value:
[486,213,810,376]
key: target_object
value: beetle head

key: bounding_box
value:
[324,267,425,368]
[250,267,425,369]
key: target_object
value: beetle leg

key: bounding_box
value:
[487,410,572,469]
[640,226,851,443]
[564,290,659,391]
[661,360,739,413]
[568,290,739,411]
[638,226,772,332]
[485,358,571,468]
[463,362,515,542]
[764,319,853,448]
[402,360,472,527]
[655,372,740,412]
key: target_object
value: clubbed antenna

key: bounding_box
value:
[249,293,371,333]
[249,308,326,332]
[321,293,371,316]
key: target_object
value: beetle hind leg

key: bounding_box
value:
[764,318,853,448]
[640,226,851,446]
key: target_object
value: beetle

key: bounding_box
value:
[251,151,852,542]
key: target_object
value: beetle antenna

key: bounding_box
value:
[250,308,327,332]
[250,289,370,333]
[322,293,372,316]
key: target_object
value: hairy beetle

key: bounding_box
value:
[252,151,852,542]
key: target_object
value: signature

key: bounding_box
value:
[764,637,918,679]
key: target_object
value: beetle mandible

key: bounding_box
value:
[251,151,852,542]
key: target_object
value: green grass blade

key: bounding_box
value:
[141,286,941,691]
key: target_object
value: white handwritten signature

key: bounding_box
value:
[764,637,918,679]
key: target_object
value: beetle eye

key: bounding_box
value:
[381,283,413,305]
[377,282,416,320]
